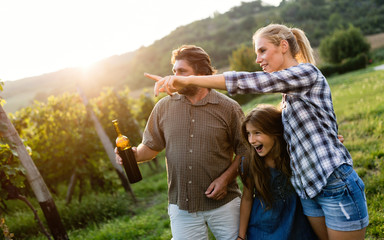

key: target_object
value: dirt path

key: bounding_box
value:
[374,64,384,71]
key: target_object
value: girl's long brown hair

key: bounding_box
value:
[241,104,291,209]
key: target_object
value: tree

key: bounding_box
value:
[228,44,263,105]
[77,86,137,202]
[327,13,345,32]
[133,90,161,171]
[229,44,261,72]
[91,87,142,146]
[91,87,161,171]
[134,89,156,129]
[0,105,68,240]
[319,25,370,64]
[9,93,129,204]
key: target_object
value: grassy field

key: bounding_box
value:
[3,65,384,239]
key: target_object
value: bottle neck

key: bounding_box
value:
[113,122,122,136]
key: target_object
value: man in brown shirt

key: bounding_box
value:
[117,45,246,239]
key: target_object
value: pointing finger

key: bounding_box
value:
[154,78,166,97]
[164,76,174,96]
[144,73,162,82]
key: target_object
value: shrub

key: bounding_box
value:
[319,64,339,77]
[228,44,262,105]
[371,47,384,63]
[319,25,370,64]
[338,53,368,74]
[229,44,261,72]
[319,53,368,77]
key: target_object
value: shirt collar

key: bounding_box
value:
[170,89,220,106]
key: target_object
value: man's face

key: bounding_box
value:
[172,59,199,96]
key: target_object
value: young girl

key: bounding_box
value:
[238,104,316,240]
[145,23,369,240]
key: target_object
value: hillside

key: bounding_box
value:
[1,52,135,113]
[1,0,384,113]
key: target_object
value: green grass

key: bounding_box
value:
[3,65,384,239]
[62,194,172,240]
[319,68,384,238]
[2,161,171,240]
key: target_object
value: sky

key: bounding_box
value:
[0,0,281,82]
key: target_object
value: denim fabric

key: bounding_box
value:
[301,164,369,231]
[247,168,317,240]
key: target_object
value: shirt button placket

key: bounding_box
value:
[189,118,195,153]
[185,114,195,208]
[187,116,194,208]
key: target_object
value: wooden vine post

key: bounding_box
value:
[0,105,68,240]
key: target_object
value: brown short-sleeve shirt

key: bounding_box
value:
[143,90,246,212]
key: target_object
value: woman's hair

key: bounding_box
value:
[172,45,217,75]
[241,104,291,209]
[253,23,316,64]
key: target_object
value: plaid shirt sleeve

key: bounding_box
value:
[224,63,319,95]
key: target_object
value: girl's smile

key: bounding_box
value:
[245,123,275,159]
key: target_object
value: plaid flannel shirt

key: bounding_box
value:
[224,63,353,198]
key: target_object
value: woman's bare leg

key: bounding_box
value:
[307,216,328,240]
[328,227,366,240]
[308,216,366,240]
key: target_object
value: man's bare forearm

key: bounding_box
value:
[218,155,242,185]
[135,144,160,163]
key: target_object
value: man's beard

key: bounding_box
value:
[178,86,199,96]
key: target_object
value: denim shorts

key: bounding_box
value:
[300,164,369,231]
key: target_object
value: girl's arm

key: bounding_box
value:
[144,73,226,96]
[238,180,253,240]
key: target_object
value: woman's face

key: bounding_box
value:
[254,37,285,73]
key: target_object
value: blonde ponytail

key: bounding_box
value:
[291,28,316,64]
[253,24,316,65]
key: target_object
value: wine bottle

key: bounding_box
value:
[112,119,142,183]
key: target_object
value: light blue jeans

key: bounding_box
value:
[168,197,241,240]
[301,164,369,231]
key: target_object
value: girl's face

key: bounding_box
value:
[245,122,275,158]
[254,37,285,73]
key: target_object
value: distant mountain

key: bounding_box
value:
[1,52,135,112]
[2,0,384,113]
